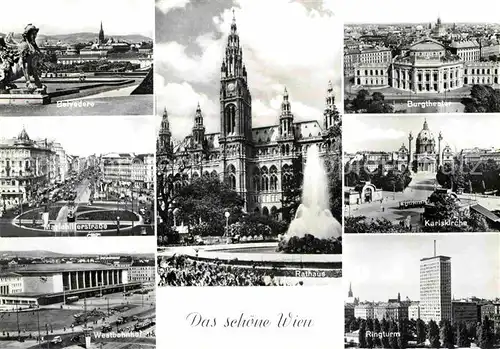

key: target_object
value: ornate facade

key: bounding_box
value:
[353,36,500,92]
[157,14,340,217]
[0,128,57,203]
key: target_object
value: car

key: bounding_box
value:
[101,325,112,333]
[51,336,62,344]
[87,233,101,237]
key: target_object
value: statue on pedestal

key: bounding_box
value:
[0,24,46,94]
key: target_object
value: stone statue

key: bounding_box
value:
[0,24,46,93]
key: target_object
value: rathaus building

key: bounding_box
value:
[157,14,340,217]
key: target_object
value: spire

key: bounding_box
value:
[231,8,237,34]
[194,102,204,126]
[348,282,353,298]
[281,87,291,115]
[423,119,429,130]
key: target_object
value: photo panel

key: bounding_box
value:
[0,116,155,238]
[0,236,156,347]
[343,0,500,114]
[155,0,343,287]
[344,234,500,347]
[344,113,500,233]
[0,0,153,116]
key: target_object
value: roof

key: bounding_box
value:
[0,271,22,278]
[450,40,479,49]
[420,255,451,262]
[11,263,127,275]
[471,204,500,223]
[410,38,445,52]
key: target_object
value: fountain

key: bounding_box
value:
[285,145,342,240]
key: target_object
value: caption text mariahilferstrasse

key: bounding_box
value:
[186,312,313,328]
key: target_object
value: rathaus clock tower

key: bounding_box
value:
[219,10,252,206]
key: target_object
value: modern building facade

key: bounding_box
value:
[128,260,155,283]
[157,14,340,216]
[452,301,478,324]
[420,255,452,323]
[0,263,134,308]
[354,304,374,319]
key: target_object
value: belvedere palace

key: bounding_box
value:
[350,18,500,93]
[157,15,340,217]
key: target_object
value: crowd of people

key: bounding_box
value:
[157,255,303,287]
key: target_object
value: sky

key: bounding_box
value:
[344,114,500,153]
[155,0,342,140]
[0,0,153,37]
[0,237,155,255]
[0,116,155,157]
[344,234,500,302]
[342,0,500,24]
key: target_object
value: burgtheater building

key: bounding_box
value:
[353,37,500,92]
[0,263,141,308]
[157,14,340,217]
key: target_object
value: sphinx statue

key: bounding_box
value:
[0,24,46,93]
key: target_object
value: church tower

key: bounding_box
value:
[219,9,252,207]
[348,282,353,298]
[278,87,294,139]
[157,108,172,158]
[192,103,206,149]
[99,21,105,44]
[323,80,338,130]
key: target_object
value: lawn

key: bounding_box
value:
[77,210,139,221]
[17,206,63,221]
[0,309,79,333]
[75,206,104,213]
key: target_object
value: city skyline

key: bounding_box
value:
[1,0,153,37]
[156,0,342,140]
[344,234,500,302]
[344,114,500,154]
[342,0,500,24]
[0,237,155,255]
[0,117,155,157]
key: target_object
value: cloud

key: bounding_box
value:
[157,0,342,139]
[155,74,219,139]
[156,0,191,14]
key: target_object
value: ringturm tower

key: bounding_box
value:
[219,10,252,208]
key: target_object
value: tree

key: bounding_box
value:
[462,85,500,113]
[440,319,454,349]
[398,319,408,349]
[381,318,390,348]
[359,320,367,348]
[416,318,427,344]
[389,320,399,349]
[428,320,441,348]
[280,153,303,223]
[373,318,382,347]
[456,322,471,348]
[366,318,375,348]
[477,316,494,349]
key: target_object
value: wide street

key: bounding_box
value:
[0,176,153,237]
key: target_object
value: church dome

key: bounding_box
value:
[18,128,31,142]
[417,120,434,142]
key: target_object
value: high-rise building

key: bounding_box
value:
[420,248,452,323]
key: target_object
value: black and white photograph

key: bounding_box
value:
[344,114,500,233]
[0,237,155,349]
[0,0,153,115]
[0,116,155,237]
[343,0,500,114]
[155,0,342,286]
[344,235,500,348]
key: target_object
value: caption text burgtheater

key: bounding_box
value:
[186,312,313,328]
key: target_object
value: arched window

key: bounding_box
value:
[227,164,236,190]
[224,104,236,135]
[270,166,278,191]
[271,206,278,220]
[203,171,210,177]
[192,172,200,181]
[262,207,269,216]
[253,167,260,191]
[261,166,269,191]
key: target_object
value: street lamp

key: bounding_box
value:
[116,216,120,235]
[63,286,69,306]
[224,211,230,237]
